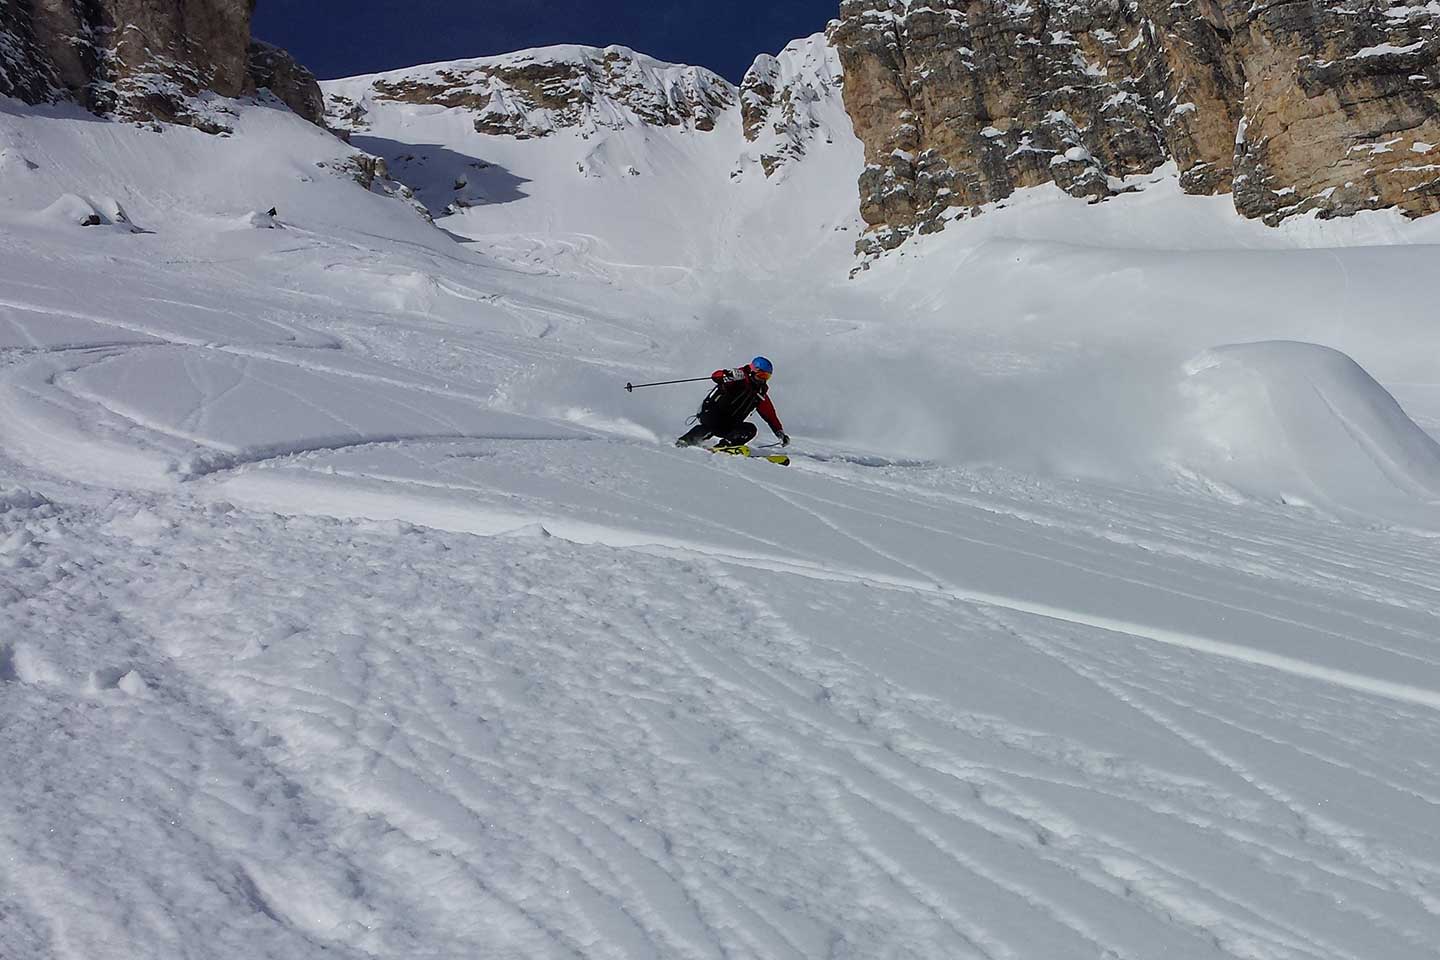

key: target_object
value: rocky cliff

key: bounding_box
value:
[830,0,1440,250]
[7,2,1436,250]
[0,1,320,130]
[0,2,58,104]
[248,39,324,125]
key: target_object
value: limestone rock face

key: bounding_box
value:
[0,3,63,103]
[830,0,1440,249]
[46,0,256,129]
[0,1,324,132]
[738,34,846,177]
[101,0,256,110]
[1233,1,1440,224]
[341,45,735,139]
[247,38,324,125]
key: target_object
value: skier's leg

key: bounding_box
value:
[675,423,712,447]
[713,422,757,447]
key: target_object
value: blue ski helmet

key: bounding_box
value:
[751,356,774,378]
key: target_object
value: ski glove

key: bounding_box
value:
[779,432,791,447]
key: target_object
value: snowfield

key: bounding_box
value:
[6,44,1440,959]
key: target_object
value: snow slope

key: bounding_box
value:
[6,35,1440,960]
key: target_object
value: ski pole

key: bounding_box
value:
[624,376,713,392]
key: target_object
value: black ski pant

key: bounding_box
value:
[677,420,757,447]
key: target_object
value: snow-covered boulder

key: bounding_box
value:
[32,193,141,231]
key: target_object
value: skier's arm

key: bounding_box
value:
[756,395,785,436]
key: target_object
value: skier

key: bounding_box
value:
[675,356,791,449]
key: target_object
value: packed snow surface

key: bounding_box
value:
[5,59,1440,960]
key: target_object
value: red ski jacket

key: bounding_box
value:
[702,365,785,435]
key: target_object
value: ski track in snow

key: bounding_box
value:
[11,427,1440,957]
[14,326,1440,956]
[9,281,1440,955]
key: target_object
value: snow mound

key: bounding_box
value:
[1178,341,1440,507]
[30,193,140,231]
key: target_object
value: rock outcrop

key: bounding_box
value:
[334,153,433,221]
[830,0,1440,250]
[0,1,323,131]
[248,38,324,125]
[333,45,735,139]
[0,0,256,129]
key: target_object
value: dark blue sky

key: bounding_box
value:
[252,1,841,83]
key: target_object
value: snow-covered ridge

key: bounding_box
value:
[739,34,846,176]
[316,32,864,274]
[326,44,736,139]
[325,34,852,181]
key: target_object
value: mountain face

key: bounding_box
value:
[830,0,1440,251]
[740,35,848,176]
[0,0,320,130]
[328,45,736,140]
[326,37,849,183]
[322,8,1440,257]
[321,36,862,281]
[4,3,1438,253]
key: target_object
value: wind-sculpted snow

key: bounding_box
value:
[1179,341,1440,509]
[6,96,1440,960]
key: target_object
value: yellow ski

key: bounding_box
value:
[709,444,790,466]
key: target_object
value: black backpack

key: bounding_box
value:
[698,375,765,425]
